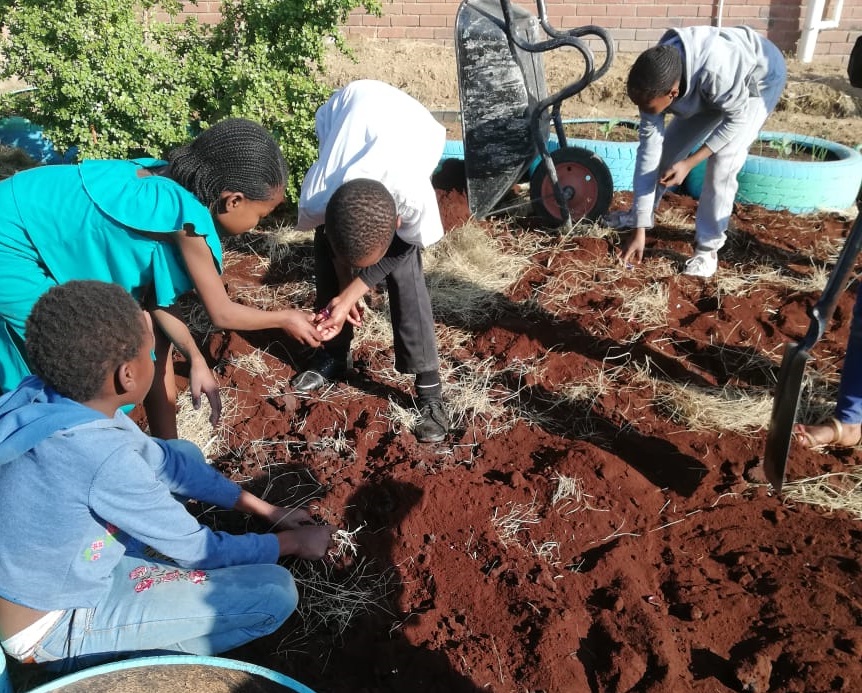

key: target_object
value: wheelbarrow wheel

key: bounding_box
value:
[530,146,613,225]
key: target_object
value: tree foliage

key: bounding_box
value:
[0,0,379,198]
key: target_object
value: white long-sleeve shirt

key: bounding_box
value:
[297,80,446,248]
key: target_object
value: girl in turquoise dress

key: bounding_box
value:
[0,118,321,438]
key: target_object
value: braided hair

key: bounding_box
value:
[627,44,683,106]
[164,118,288,209]
[325,179,397,265]
[26,281,146,402]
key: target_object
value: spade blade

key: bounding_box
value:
[762,212,862,494]
[763,342,810,494]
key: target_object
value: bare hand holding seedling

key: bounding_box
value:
[277,524,338,559]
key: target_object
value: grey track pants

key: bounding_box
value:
[655,41,788,251]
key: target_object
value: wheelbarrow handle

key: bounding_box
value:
[804,212,862,349]
[500,0,615,83]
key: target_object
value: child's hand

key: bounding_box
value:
[618,227,647,266]
[189,359,222,425]
[314,300,363,334]
[267,506,315,530]
[659,159,693,187]
[281,310,322,347]
[314,297,351,340]
[346,302,364,328]
[277,524,337,560]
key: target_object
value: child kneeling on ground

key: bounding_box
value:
[0,281,335,673]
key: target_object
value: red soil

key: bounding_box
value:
[170,185,861,693]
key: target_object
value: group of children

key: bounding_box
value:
[0,21,856,678]
[0,78,451,673]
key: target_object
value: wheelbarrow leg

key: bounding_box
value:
[531,106,573,232]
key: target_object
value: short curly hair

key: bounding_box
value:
[25,281,146,402]
[324,179,397,265]
[627,44,682,106]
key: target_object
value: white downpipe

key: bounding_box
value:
[716,0,725,29]
[797,0,845,63]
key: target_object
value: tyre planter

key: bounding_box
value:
[0,116,76,164]
[25,654,317,693]
[440,138,466,164]
[440,117,639,193]
[685,131,862,214]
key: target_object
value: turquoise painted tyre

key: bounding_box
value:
[442,117,639,192]
[685,131,862,213]
[441,139,465,161]
[0,116,77,164]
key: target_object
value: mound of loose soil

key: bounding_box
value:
[186,183,862,693]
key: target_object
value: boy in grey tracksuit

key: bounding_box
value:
[610,25,787,277]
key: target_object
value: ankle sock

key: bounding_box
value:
[415,370,442,402]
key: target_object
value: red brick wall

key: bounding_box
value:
[339,0,862,64]
[178,0,862,64]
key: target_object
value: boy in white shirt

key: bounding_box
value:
[292,80,448,443]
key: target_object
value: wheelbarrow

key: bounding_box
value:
[454,0,615,230]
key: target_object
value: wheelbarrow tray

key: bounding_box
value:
[455,0,549,219]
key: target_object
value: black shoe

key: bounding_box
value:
[414,399,449,443]
[292,352,350,393]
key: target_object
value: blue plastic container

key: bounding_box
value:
[0,117,76,164]
[16,654,315,693]
[1,652,12,693]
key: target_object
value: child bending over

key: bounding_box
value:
[608,26,786,278]
[0,281,334,673]
[292,80,449,444]
[0,118,323,439]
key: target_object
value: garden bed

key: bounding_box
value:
[10,40,862,693]
[173,183,862,693]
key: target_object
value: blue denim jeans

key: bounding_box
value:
[31,554,297,674]
[836,286,862,424]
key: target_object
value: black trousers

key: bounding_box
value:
[314,227,440,375]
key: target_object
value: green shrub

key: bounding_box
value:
[0,0,380,199]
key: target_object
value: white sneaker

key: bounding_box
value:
[683,249,718,277]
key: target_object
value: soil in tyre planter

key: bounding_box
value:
[40,664,296,693]
[685,131,862,213]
